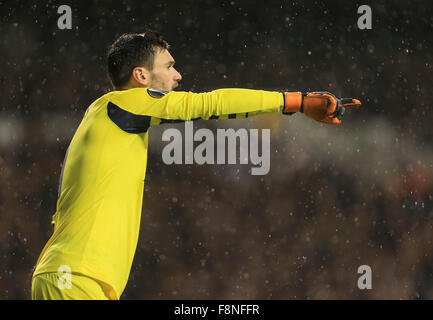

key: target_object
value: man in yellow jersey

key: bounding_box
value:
[31,30,361,300]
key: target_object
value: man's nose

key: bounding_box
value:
[174,69,182,81]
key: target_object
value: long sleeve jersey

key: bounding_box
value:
[33,87,285,299]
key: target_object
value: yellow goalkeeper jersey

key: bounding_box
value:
[33,87,285,299]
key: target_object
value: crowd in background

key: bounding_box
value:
[1,1,432,299]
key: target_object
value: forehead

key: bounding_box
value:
[153,48,174,65]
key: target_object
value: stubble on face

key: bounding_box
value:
[148,73,167,92]
[148,72,178,92]
[147,49,179,92]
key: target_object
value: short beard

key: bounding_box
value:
[149,74,170,92]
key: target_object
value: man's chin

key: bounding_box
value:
[149,83,178,92]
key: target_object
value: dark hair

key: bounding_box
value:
[107,30,170,88]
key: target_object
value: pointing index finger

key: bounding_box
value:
[340,98,362,108]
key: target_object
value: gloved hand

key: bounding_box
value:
[282,91,361,125]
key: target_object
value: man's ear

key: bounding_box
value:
[131,67,150,87]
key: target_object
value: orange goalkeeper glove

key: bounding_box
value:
[282,91,361,125]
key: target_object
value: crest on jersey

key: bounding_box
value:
[147,88,168,98]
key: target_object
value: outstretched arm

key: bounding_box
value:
[110,87,283,121]
[107,87,361,133]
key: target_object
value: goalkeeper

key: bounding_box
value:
[31,30,361,300]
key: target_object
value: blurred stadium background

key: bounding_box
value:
[1,0,433,299]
